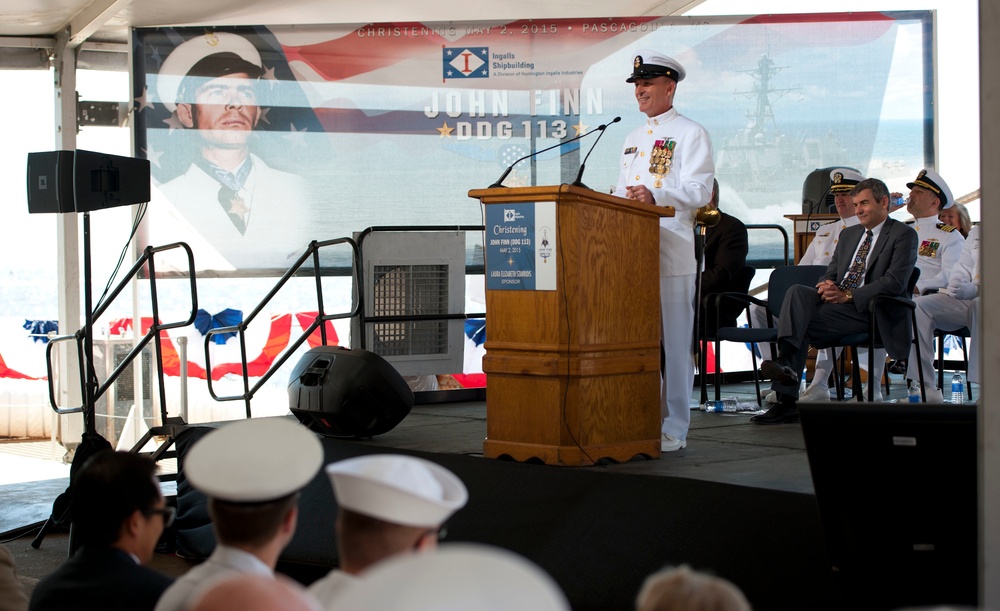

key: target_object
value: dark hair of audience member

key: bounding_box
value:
[636,565,751,611]
[71,450,161,547]
[851,177,890,203]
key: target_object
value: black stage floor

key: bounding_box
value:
[361,397,815,494]
[3,378,978,611]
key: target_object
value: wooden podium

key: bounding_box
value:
[468,184,673,466]
[784,213,840,263]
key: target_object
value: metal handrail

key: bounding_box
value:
[203,237,362,417]
[44,242,198,423]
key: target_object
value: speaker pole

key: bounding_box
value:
[82,211,97,436]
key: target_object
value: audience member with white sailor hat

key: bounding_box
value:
[326,543,570,611]
[154,417,323,611]
[308,454,468,608]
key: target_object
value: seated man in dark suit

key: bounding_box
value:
[30,451,174,611]
[699,179,749,330]
[753,177,918,424]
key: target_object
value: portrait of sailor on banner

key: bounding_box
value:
[141,30,326,272]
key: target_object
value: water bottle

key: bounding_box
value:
[891,195,907,208]
[907,381,921,403]
[704,397,739,412]
[800,369,807,395]
[951,372,964,404]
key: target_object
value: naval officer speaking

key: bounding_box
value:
[613,50,715,453]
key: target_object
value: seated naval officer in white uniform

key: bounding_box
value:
[905,223,981,402]
[308,454,468,609]
[897,169,965,295]
[869,168,966,394]
[325,543,569,611]
[154,418,323,611]
[753,168,864,403]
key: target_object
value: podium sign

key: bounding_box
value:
[469,185,673,466]
[485,201,556,291]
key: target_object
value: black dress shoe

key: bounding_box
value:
[888,359,908,375]
[760,359,799,386]
[750,401,800,424]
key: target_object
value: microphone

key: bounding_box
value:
[487,118,616,189]
[805,182,834,215]
[571,116,621,189]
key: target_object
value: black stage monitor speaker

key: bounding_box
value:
[799,402,977,610]
[288,346,413,438]
[27,150,151,214]
[801,165,860,214]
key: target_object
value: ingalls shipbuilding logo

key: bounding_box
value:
[503,209,523,222]
[443,47,489,79]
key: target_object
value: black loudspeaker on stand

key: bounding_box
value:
[288,346,413,438]
[25,150,157,551]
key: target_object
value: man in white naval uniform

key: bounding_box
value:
[905,224,981,402]
[155,33,312,271]
[613,50,714,452]
[153,419,323,611]
[873,168,966,391]
[308,455,468,609]
[900,169,965,295]
[753,169,863,403]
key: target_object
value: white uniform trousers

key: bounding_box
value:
[905,293,977,388]
[660,274,695,440]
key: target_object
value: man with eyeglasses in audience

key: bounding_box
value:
[29,451,175,611]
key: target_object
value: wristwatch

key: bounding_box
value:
[844,290,854,303]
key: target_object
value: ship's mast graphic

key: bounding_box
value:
[734,53,799,137]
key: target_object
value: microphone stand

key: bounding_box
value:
[487,119,613,189]
[693,206,721,405]
[571,116,621,189]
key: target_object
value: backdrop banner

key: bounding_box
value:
[133,12,933,275]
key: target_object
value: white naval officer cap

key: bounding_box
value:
[184,417,323,503]
[907,168,955,209]
[157,32,264,113]
[326,454,468,528]
[829,168,864,192]
[627,50,686,83]
[327,543,570,611]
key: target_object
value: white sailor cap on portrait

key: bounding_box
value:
[907,168,955,209]
[184,417,323,503]
[829,168,864,192]
[157,32,264,113]
[626,50,686,83]
[326,454,468,528]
